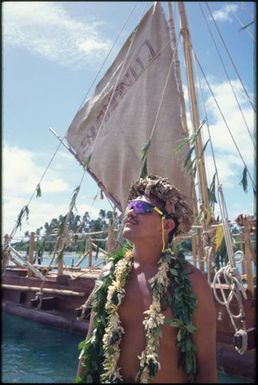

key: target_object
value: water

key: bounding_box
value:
[2,313,82,383]
[9,251,105,270]
[2,314,253,383]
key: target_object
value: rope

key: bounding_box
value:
[213,185,248,353]
[193,58,249,353]
[192,49,256,190]
[199,3,255,148]
[205,2,256,112]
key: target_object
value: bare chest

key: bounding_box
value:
[117,269,186,382]
[118,269,153,323]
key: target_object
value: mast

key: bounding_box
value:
[167,2,199,267]
[167,2,198,208]
[177,2,210,216]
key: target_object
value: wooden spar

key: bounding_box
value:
[177,2,210,212]
[28,232,35,277]
[2,284,85,296]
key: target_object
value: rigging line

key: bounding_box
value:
[10,140,63,240]
[88,2,150,162]
[199,3,255,149]
[192,49,256,190]
[205,2,256,112]
[232,12,255,41]
[194,53,220,188]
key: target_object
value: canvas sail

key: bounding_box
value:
[66,2,192,211]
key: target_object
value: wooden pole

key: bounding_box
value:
[57,251,64,276]
[88,237,93,267]
[197,229,205,272]
[177,2,212,272]
[240,233,246,276]
[177,2,210,212]
[192,234,197,267]
[28,232,35,277]
[2,284,86,296]
[106,223,114,253]
[243,226,254,296]
[167,2,201,269]
[2,234,10,270]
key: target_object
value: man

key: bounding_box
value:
[76,175,217,383]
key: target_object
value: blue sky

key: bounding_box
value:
[3,1,256,239]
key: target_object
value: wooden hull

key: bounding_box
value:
[2,267,256,381]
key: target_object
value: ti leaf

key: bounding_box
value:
[141,140,151,158]
[36,183,42,198]
[208,172,217,208]
[16,205,30,230]
[139,158,148,179]
[183,145,195,174]
[239,166,248,192]
[199,139,210,158]
[139,140,151,178]
[83,154,92,168]
[70,186,80,212]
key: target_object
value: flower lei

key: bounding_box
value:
[76,246,197,384]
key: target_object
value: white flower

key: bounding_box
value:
[143,317,156,330]
[103,349,120,377]
[111,369,123,382]
[138,351,147,368]
[146,353,160,365]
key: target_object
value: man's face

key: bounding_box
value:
[122,195,164,243]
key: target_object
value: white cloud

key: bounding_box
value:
[204,154,243,188]
[210,4,239,23]
[2,143,110,238]
[2,198,100,239]
[3,143,68,197]
[3,2,112,68]
[180,76,255,211]
[202,78,254,166]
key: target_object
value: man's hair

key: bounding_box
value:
[128,175,193,241]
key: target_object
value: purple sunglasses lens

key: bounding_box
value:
[127,201,154,214]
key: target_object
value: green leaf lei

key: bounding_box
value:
[75,246,197,383]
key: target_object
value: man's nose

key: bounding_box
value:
[124,208,136,219]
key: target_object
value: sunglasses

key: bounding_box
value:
[126,200,165,217]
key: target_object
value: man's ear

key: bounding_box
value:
[164,218,175,233]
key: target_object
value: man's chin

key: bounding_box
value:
[122,228,134,241]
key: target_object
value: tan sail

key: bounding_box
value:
[66,2,192,211]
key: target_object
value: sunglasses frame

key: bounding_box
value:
[126,200,165,217]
